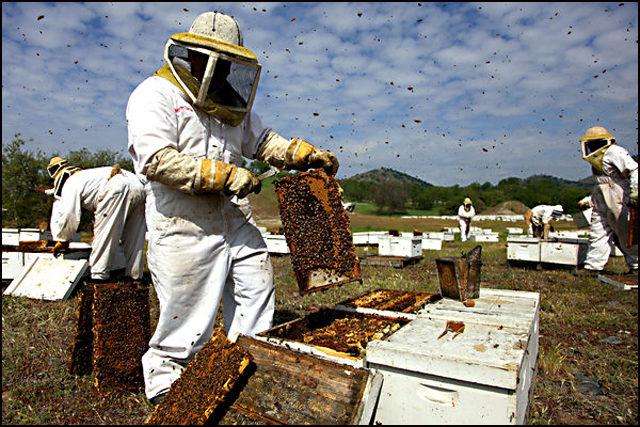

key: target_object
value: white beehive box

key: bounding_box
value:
[263,234,290,254]
[426,232,445,240]
[378,236,422,258]
[367,295,538,425]
[540,237,589,266]
[19,228,53,242]
[421,238,443,251]
[367,231,388,245]
[2,228,20,246]
[443,232,455,241]
[445,227,460,233]
[4,257,89,300]
[352,232,369,245]
[2,251,24,280]
[572,208,592,228]
[507,236,541,262]
[507,227,523,235]
[470,233,499,242]
[418,288,540,339]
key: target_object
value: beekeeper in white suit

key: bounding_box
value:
[47,157,145,280]
[524,204,564,240]
[457,197,475,241]
[578,126,638,276]
[126,11,339,405]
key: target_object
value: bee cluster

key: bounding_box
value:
[68,279,150,396]
[274,169,360,294]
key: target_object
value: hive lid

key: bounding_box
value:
[3,257,88,300]
[366,316,530,390]
[507,235,540,243]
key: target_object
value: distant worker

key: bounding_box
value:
[46,157,146,280]
[523,204,564,240]
[457,197,475,241]
[578,126,637,276]
[126,11,339,405]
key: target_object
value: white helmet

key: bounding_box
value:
[160,11,261,126]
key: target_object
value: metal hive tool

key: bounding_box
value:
[68,279,151,396]
[273,169,361,295]
[435,245,483,302]
[145,328,252,425]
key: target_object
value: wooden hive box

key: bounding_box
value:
[337,288,442,313]
[211,336,379,425]
[68,279,150,396]
[273,169,361,295]
[145,328,252,425]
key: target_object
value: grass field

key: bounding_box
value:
[2,216,638,425]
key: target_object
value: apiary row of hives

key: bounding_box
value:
[252,286,540,425]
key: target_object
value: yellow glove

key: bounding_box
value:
[285,138,340,176]
[224,166,262,198]
[52,241,68,257]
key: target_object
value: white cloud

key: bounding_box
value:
[2,2,638,186]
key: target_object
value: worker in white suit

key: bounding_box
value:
[126,11,339,405]
[578,126,638,275]
[524,204,563,240]
[457,197,475,241]
[46,157,146,280]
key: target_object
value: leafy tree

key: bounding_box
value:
[2,134,137,230]
[2,134,51,227]
[372,178,408,214]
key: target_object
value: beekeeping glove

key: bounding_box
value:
[257,131,339,176]
[52,241,68,258]
[144,147,260,198]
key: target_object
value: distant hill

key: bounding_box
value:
[523,174,592,189]
[480,200,530,215]
[347,167,433,187]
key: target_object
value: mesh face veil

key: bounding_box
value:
[163,35,261,126]
[579,126,615,173]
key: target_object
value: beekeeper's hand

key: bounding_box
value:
[308,149,339,176]
[52,241,68,258]
[144,147,260,197]
[256,133,339,176]
[225,167,262,198]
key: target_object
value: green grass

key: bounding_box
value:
[2,219,637,425]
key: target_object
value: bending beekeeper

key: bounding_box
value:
[126,11,339,405]
[577,126,638,276]
[46,157,146,280]
[523,204,564,240]
[457,197,475,241]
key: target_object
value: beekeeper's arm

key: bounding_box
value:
[607,147,638,206]
[127,85,260,198]
[50,188,82,243]
[255,131,339,176]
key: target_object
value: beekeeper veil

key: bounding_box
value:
[161,12,261,126]
[579,126,615,174]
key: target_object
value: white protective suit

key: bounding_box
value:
[458,205,475,241]
[584,145,638,271]
[527,205,562,236]
[50,167,146,280]
[127,75,275,400]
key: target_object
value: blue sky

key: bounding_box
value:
[2,2,638,185]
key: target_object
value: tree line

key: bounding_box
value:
[339,174,593,215]
[2,133,593,229]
